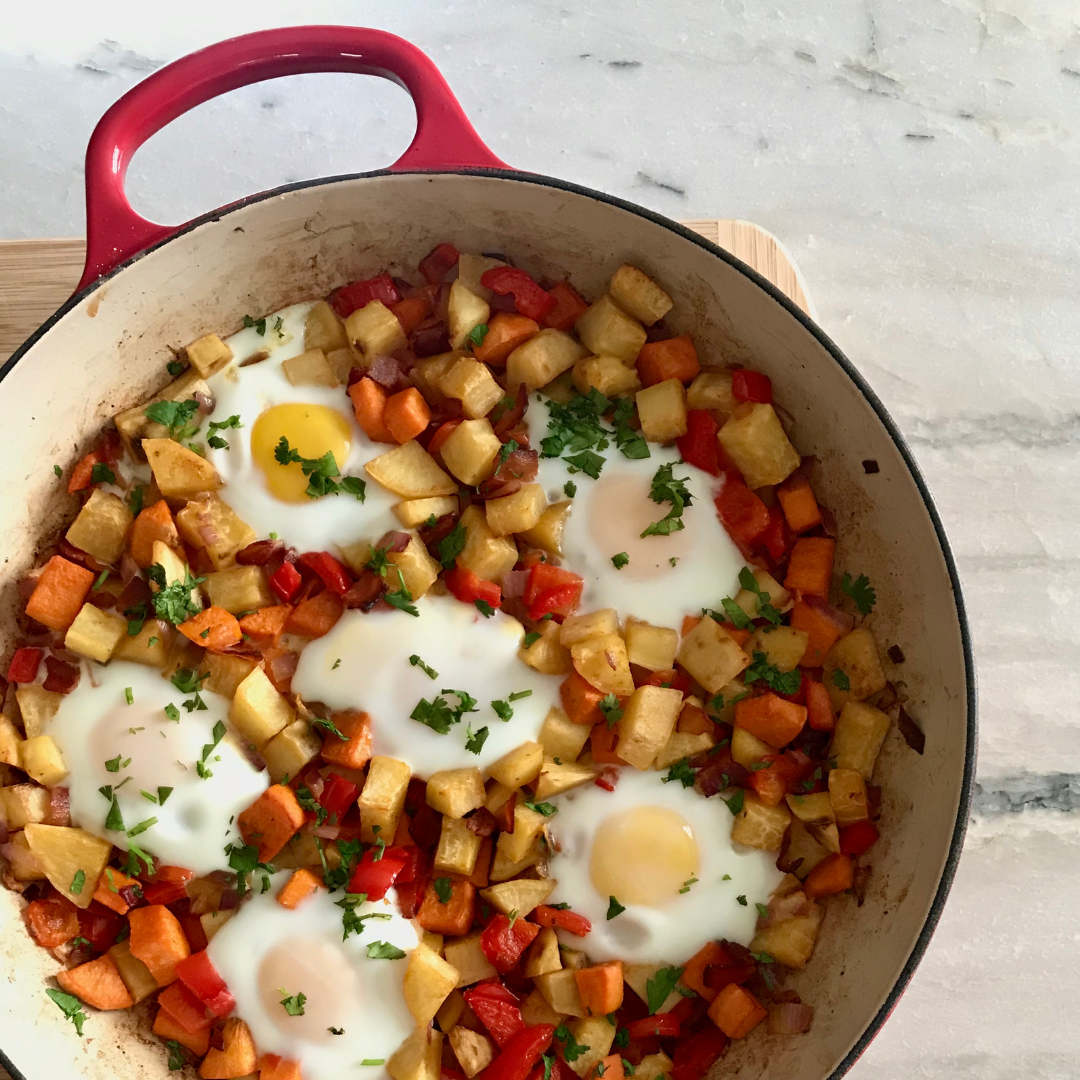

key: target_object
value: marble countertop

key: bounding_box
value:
[2,2,1078,1076]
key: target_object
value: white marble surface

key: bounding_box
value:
[3,1,1080,1076]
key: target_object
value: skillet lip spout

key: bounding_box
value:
[0,165,977,1080]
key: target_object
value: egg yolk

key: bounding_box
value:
[250,403,352,503]
[258,937,359,1042]
[590,805,699,907]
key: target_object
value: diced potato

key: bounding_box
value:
[731,727,777,768]
[534,759,597,799]
[686,371,737,413]
[559,609,619,648]
[535,968,586,1018]
[653,730,715,771]
[832,701,891,780]
[200,909,236,942]
[617,685,683,770]
[444,930,499,987]
[484,780,516,815]
[204,565,273,614]
[404,942,460,1026]
[24,824,112,908]
[109,939,159,1004]
[441,420,502,487]
[261,720,322,784]
[566,1016,617,1077]
[781,820,831,880]
[434,816,483,877]
[609,265,673,326]
[825,628,888,707]
[521,987,566,1027]
[393,496,458,529]
[358,756,412,842]
[151,540,194,599]
[305,299,349,353]
[828,767,870,826]
[575,295,646,363]
[485,484,546,538]
[519,619,573,676]
[274,831,341,872]
[345,299,407,358]
[558,948,589,971]
[448,1027,495,1079]
[457,254,507,302]
[176,493,256,572]
[625,619,678,671]
[717,404,800,489]
[112,620,172,668]
[436,989,466,1032]
[282,347,338,387]
[785,792,839,853]
[420,931,444,956]
[731,793,791,851]
[506,329,588,391]
[198,652,257,698]
[230,665,295,748]
[538,707,591,762]
[746,625,809,672]
[490,834,545,883]
[518,501,571,557]
[523,926,562,979]
[16,685,61,738]
[388,536,441,600]
[624,963,682,1013]
[571,633,635,696]
[733,569,790,619]
[635,1053,674,1080]
[676,617,750,694]
[115,369,209,447]
[366,441,458,498]
[337,538,374,577]
[457,504,519,583]
[750,903,824,969]
[387,1025,443,1080]
[0,785,49,828]
[487,742,544,791]
[636,378,688,443]
[143,438,222,499]
[19,735,68,787]
[541,370,576,404]
[184,333,233,378]
[480,877,556,918]
[0,716,23,768]
[427,767,486,818]
[448,281,492,351]
[495,804,548,864]
[66,489,133,564]
[441,356,504,420]
[413,353,462,409]
[572,355,642,398]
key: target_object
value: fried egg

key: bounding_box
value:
[47,661,268,876]
[292,593,560,776]
[545,769,783,963]
[208,879,417,1080]
[202,303,399,552]
[527,398,747,630]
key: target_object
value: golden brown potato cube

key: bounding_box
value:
[198,651,256,698]
[200,909,236,942]
[434,817,483,877]
[541,371,576,404]
[304,300,349,354]
[16,685,61,738]
[538,706,591,762]
[441,356,503,419]
[0,716,23,768]
[176,494,255,570]
[436,989,466,1033]
[64,603,126,662]
[686,371,738,413]
[457,504,519,583]
[108,939,159,1004]
[617,685,683,770]
[484,780,516,815]
[623,963,682,1013]
[480,877,556,918]
[449,1027,495,1079]
[609,265,673,326]
[780,819,831,880]
[337,538,374,577]
[114,620,172,668]
[282,347,338,387]
[785,791,839,853]
[413,353,461,410]
[717,403,800,489]
[24,824,112,908]
[19,735,68,787]
[204,565,273,614]
[345,299,407,358]
[523,927,562,979]
[151,539,194,597]
[485,484,547,538]
[489,834,545,883]
[0,785,49,829]
[66,489,133,565]
[393,496,459,530]
[427,767,486,819]
[441,420,502,487]
[521,987,566,1027]
[230,665,295,748]
[143,438,222,499]
[388,1025,443,1080]
[750,903,823,969]
[832,701,891,780]
[636,378,688,442]
[184,333,233,377]
[635,1053,674,1080]
[518,501,571,557]
[448,281,492,351]
[575,295,647,363]
[487,742,544,790]
[506,329,588,391]
[535,969,586,1018]
[534,759,598,799]
[519,620,573,676]
[825,628,888,707]
[358,756,412,842]
[731,726,777,768]
[366,440,458,498]
[115,369,209,447]
[677,617,750,694]
[557,947,589,971]
[327,345,364,383]
[496,803,548,863]
[566,1016,617,1077]
[559,609,619,647]
[732,793,791,851]
[457,253,506,301]
[828,767,870,826]
[388,536,441,600]
[572,355,642,398]
[653,730,715,772]
[625,619,679,671]
[571,632,635,696]
[444,930,499,987]
[261,720,322,784]
[733,568,790,619]
[746,625,809,672]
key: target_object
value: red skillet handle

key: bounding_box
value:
[79,25,507,291]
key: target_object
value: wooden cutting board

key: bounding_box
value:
[0,221,813,363]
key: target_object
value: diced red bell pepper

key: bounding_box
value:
[670,1025,729,1080]
[6,646,43,684]
[524,564,584,621]
[639,668,692,695]
[542,280,589,331]
[176,949,235,1018]
[532,904,592,937]
[463,982,526,1047]
[298,551,353,597]
[481,914,540,974]
[480,267,557,322]
[731,369,773,404]
[394,845,427,887]
[676,410,720,477]
[759,505,791,562]
[328,273,402,318]
[318,773,360,821]
[418,243,460,285]
[747,752,812,807]
[715,478,770,548]
[76,903,125,953]
[594,765,619,792]
[141,879,189,905]
[269,560,302,603]
[482,1023,555,1080]
[26,896,79,948]
[428,419,462,457]
[348,846,410,901]
[839,820,880,857]
[626,1014,681,1039]
[157,980,214,1034]
[445,566,503,611]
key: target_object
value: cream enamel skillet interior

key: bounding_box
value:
[0,25,975,1080]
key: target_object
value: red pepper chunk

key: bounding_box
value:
[839,820,880,857]
[348,846,409,901]
[482,1023,555,1080]
[714,478,770,548]
[445,566,503,611]
[175,950,235,1018]
[480,267,557,322]
[759,506,791,562]
[6,646,43,684]
[731,369,773,404]
[524,564,584,621]
[481,914,540,973]
[418,242,460,285]
[463,983,526,1047]
[26,896,79,948]
[318,773,359,820]
[676,410,720,477]
[269,561,302,603]
[532,904,592,937]
[626,1013,681,1039]
[328,273,402,318]
[542,280,589,331]
[669,1025,730,1080]
[140,879,188,905]
[76,903,125,953]
[298,551,353,597]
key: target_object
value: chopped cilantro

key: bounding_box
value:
[736,894,747,906]
[46,989,87,1036]
[737,567,783,624]
[723,789,745,816]
[840,572,877,615]
[144,398,201,441]
[645,966,685,1014]
[606,895,626,920]
[752,951,775,964]
[366,940,407,960]
[196,720,227,779]
[53,464,63,478]
[273,436,366,501]
[640,462,694,538]
[756,902,770,919]
[360,1060,386,1068]
[662,758,695,788]
[611,552,629,570]
[206,414,243,451]
[312,715,348,741]
[475,599,496,618]
[743,651,802,696]
[495,438,519,471]
[127,485,145,517]
[555,1024,591,1063]
[166,1039,186,1070]
[243,314,268,335]
[437,523,467,568]
[599,694,623,729]
[509,689,532,701]
[279,990,307,1016]
[409,655,439,680]
[147,564,206,625]
[104,755,124,773]
[467,323,489,348]
[127,817,157,838]
[104,796,125,832]
[411,696,456,734]
[832,669,851,691]
[164,703,180,723]
[525,801,557,817]
[564,480,577,498]
[522,631,542,648]
[433,877,453,904]
[70,870,85,895]
[679,876,698,894]
[90,462,116,486]
[491,699,514,722]
[465,724,489,755]
[383,566,419,617]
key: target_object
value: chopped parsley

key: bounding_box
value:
[336,894,394,940]
[90,462,116,486]
[437,523,467,568]
[279,990,307,1016]
[297,786,328,826]
[53,464,63,478]
[409,655,439,680]
[564,480,577,498]
[411,690,477,735]
[495,438,519,471]
[124,842,154,877]
[467,323,489,348]
[104,797,125,832]
[525,800,557,817]
[611,552,629,570]
[70,870,86,895]
[328,1028,345,1036]
[243,314,268,335]
[124,686,134,705]
[756,902,770,919]
[606,895,626,920]
[166,1039,186,1070]
[312,715,348,741]
[540,388,650,479]
[104,755,126,773]
[475,599,496,618]
[206,414,242,450]
[752,951,775,964]
[832,669,851,691]
[433,877,453,904]
[712,597,751,630]
[640,462,694,537]
[360,1060,386,1068]
[522,631,542,648]
[645,966,685,1014]
[147,564,206,625]
[554,1024,591,1063]
[167,359,186,377]
[491,699,514,722]
[737,567,783,624]
[723,789,745,816]
[127,816,157,838]
[366,940,407,960]
[840,572,877,615]
[163,703,180,723]
[383,566,419,617]
[736,894,747,906]
[743,651,802,696]
[679,876,699,894]
[662,758,695,788]
[144,398,201,442]
[599,693,623,729]
[274,436,366,501]
[197,720,227,779]
[510,690,532,701]
[227,842,274,898]
[127,485,145,517]
[46,988,87,1036]
[465,724,489,755]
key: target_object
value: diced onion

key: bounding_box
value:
[768,1003,814,1034]
[501,570,529,599]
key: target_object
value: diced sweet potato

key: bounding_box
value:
[238,784,305,862]
[385,387,433,445]
[635,336,700,387]
[320,709,373,769]
[783,538,835,599]
[154,1006,211,1056]
[416,878,476,936]
[128,904,191,986]
[56,953,134,1011]
[574,961,624,1017]
[178,606,242,651]
[199,1018,256,1079]
[277,867,321,910]
[130,500,181,568]
[349,377,394,443]
[708,983,768,1039]
[734,693,807,748]
[285,590,344,638]
[25,556,94,632]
